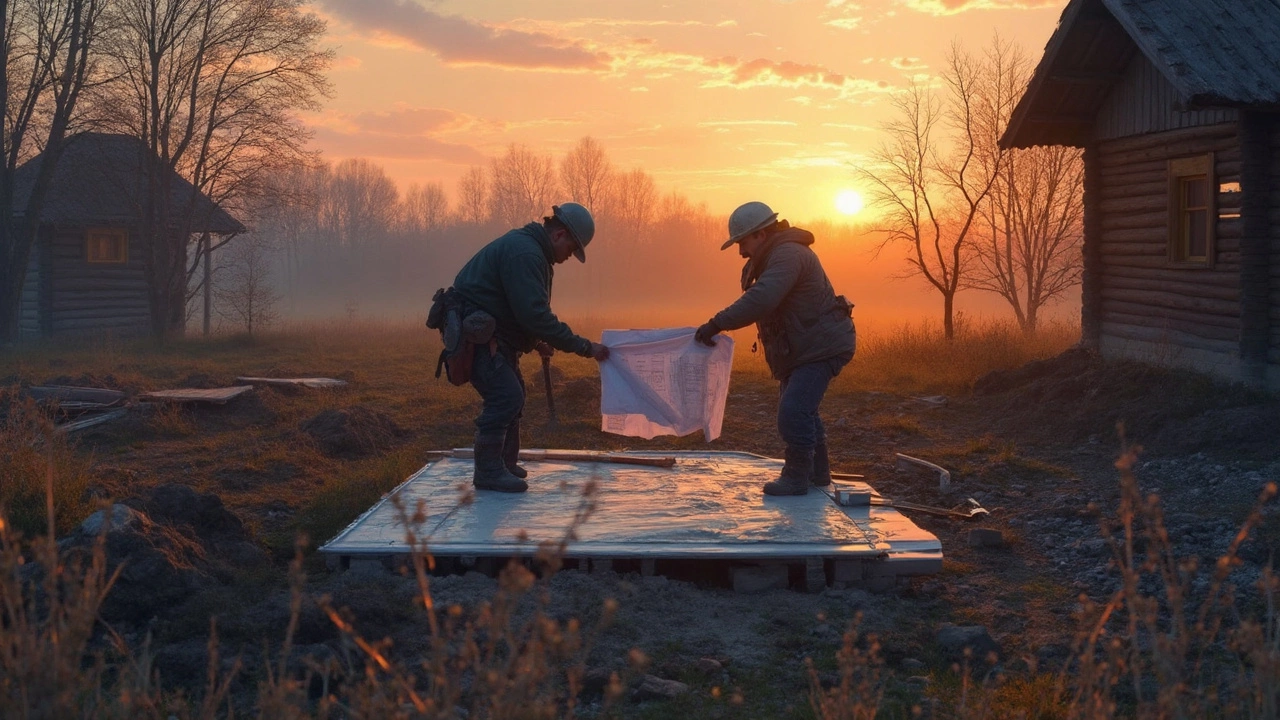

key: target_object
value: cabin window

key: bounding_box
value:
[1167,154,1214,266]
[86,228,128,264]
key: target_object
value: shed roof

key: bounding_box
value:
[1003,0,1280,148]
[13,132,244,234]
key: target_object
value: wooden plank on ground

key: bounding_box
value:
[139,386,254,404]
[26,385,126,405]
[56,408,128,434]
[234,377,348,389]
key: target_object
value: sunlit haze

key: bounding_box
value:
[308,0,1065,224]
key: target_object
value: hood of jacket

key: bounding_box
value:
[741,222,815,291]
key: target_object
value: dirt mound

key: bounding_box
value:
[61,486,266,626]
[971,348,1275,457]
[301,406,405,459]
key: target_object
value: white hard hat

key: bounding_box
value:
[721,201,779,250]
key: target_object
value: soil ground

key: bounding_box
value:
[2,322,1277,717]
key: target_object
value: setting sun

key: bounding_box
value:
[835,189,865,216]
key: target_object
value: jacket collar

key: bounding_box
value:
[523,222,555,264]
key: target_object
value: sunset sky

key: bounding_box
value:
[307,0,1066,224]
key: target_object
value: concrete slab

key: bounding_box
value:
[319,451,943,587]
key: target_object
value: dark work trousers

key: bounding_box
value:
[776,356,849,450]
[469,345,525,436]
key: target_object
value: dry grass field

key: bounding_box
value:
[2,317,1278,718]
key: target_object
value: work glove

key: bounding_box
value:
[588,342,610,362]
[694,320,720,346]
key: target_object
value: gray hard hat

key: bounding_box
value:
[552,202,595,262]
[721,201,779,250]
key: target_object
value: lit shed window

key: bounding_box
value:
[1168,155,1214,266]
[86,228,128,264]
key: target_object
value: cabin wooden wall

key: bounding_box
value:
[1096,53,1238,141]
[1270,121,1280,388]
[19,244,41,336]
[1093,123,1244,380]
[47,224,151,336]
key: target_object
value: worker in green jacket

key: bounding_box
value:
[695,201,855,496]
[451,203,609,493]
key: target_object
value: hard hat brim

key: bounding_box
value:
[720,212,778,250]
[573,244,586,263]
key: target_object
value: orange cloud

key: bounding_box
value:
[316,0,611,71]
[903,0,1061,15]
[311,126,486,163]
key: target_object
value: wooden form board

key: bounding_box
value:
[235,377,348,389]
[139,386,254,404]
[26,385,126,405]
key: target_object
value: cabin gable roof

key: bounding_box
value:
[13,132,245,235]
[1003,0,1280,149]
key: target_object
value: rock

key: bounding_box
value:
[967,528,1005,548]
[632,675,690,702]
[581,667,614,696]
[694,657,723,676]
[935,625,1000,660]
[77,504,145,536]
[901,658,926,672]
[905,675,931,687]
[731,565,788,593]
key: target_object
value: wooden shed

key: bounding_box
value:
[14,132,243,338]
[1002,0,1280,389]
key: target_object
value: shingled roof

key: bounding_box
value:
[1003,0,1280,148]
[13,132,244,234]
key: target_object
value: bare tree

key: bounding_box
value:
[861,42,1013,339]
[321,158,398,248]
[455,164,487,225]
[96,0,330,339]
[0,0,103,343]
[488,143,556,227]
[400,181,449,239]
[611,167,656,245]
[214,232,279,336]
[967,39,1083,334]
[560,135,611,213]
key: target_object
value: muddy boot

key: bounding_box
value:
[502,420,527,479]
[811,441,831,487]
[473,433,528,493]
[764,445,813,496]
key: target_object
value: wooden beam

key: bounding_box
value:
[1082,143,1103,350]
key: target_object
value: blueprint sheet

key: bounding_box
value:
[599,328,734,441]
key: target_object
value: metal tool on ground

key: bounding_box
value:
[429,448,676,468]
[894,452,952,492]
[541,354,559,427]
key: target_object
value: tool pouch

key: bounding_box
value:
[429,288,475,386]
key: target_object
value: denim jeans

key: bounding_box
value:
[777,356,849,449]
[469,346,525,435]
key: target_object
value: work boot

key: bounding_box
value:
[503,421,527,479]
[811,441,831,487]
[764,445,813,496]
[473,433,528,493]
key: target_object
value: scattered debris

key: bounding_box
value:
[935,624,1000,660]
[913,395,948,408]
[234,376,348,389]
[895,452,952,492]
[55,408,129,434]
[967,528,1005,548]
[139,386,254,405]
[26,385,126,406]
[632,675,690,702]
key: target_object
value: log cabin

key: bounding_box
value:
[1002,0,1280,390]
[14,132,243,338]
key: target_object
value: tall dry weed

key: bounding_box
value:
[0,395,93,536]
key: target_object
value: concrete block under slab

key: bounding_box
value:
[805,557,825,592]
[347,557,388,577]
[732,565,788,593]
[833,560,863,584]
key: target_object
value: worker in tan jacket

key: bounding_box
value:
[695,202,856,496]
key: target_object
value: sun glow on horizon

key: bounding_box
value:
[835,189,865,216]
